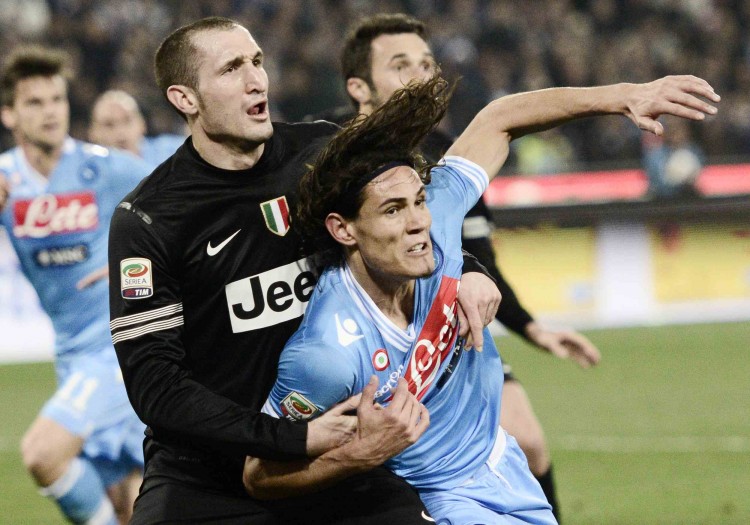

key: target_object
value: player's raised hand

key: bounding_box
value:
[623,75,720,136]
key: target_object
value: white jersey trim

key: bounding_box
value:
[340,265,414,353]
[442,155,489,195]
[110,303,183,330]
[111,316,184,344]
[262,398,281,418]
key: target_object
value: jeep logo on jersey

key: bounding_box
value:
[404,276,460,401]
[260,196,291,236]
[13,192,98,238]
[225,257,316,333]
[120,257,153,299]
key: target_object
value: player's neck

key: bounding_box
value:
[191,132,265,171]
[358,103,374,117]
[347,258,415,329]
[19,140,64,178]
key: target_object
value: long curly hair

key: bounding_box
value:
[297,75,453,269]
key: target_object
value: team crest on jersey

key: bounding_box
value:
[78,158,101,184]
[280,391,319,421]
[120,257,153,299]
[260,196,291,236]
[372,349,389,371]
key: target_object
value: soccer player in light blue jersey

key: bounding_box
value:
[0,47,152,524]
[243,71,718,523]
[89,89,185,169]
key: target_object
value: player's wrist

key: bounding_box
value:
[330,440,382,471]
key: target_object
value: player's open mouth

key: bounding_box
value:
[407,242,427,253]
[248,101,267,116]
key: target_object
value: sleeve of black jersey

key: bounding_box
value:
[108,204,308,461]
[461,249,495,283]
[461,237,534,338]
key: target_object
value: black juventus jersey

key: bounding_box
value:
[108,121,338,468]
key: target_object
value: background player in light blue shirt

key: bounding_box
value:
[243,72,719,523]
[0,47,151,524]
[88,89,185,169]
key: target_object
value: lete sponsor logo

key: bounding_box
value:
[403,276,459,401]
[13,192,98,238]
[120,257,153,299]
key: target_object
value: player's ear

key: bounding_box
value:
[325,213,356,247]
[166,85,199,118]
[0,106,17,130]
[346,77,372,109]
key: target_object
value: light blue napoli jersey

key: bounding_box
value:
[138,134,185,169]
[264,156,504,490]
[0,138,152,358]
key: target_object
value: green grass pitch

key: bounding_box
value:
[1,321,748,523]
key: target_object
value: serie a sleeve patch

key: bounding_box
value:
[120,257,153,299]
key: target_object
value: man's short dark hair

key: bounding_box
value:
[341,13,427,90]
[0,46,69,107]
[154,16,240,119]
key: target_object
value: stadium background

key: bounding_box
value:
[1,1,748,523]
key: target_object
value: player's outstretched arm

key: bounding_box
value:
[244,377,429,499]
[446,75,720,179]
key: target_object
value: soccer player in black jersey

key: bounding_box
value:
[107,16,501,525]
[330,12,720,521]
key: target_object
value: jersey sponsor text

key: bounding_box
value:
[404,276,460,400]
[225,257,316,333]
[13,192,99,238]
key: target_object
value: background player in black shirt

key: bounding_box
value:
[329,12,719,521]
[107,16,501,524]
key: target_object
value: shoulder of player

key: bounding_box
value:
[71,139,152,175]
[142,134,186,152]
[0,148,15,173]
[297,279,373,352]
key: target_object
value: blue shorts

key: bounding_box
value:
[41,345,145,487]
[419,430,556,525]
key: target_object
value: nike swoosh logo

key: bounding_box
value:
[206,229,241,256]
[421,511,435,522]
[335,313,364,347]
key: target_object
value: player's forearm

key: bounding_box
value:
[243,444,375,500]
[447,83,632,179]
[117,345,309,460]
[479,84,629,142]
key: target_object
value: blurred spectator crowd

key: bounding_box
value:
[1,0,749,174]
